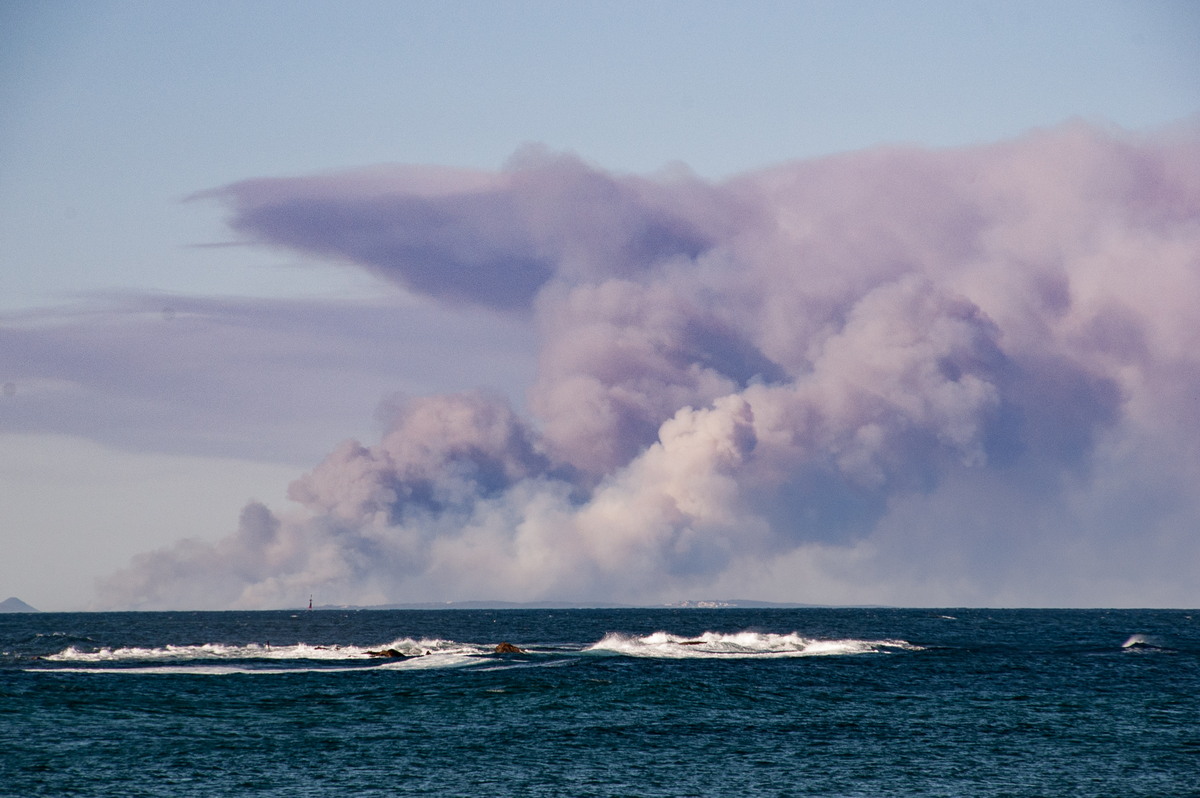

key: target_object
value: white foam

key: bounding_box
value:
[585,630,919,659]
[35,649,497,675]
[374,652,484,671]
[36,665,362,675]
[37,631,920,671]
[44,637,488,664]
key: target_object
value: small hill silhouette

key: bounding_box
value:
[0,597,39,613]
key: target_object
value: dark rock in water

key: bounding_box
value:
[0,597,38,613]
[366,648,407,658]
[493,642,524,654]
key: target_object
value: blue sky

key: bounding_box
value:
[2,1,1198,610]
[4,1,1197,307]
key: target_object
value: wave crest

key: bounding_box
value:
[586,630,919,658]
[43,637,485,664]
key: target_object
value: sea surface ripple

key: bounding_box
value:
[2,608,1198,796]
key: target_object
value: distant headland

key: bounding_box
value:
[0,597,39,613]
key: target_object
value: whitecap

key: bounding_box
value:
[44,637,491,664]
[585,630,919,659]
[31,665,374,675]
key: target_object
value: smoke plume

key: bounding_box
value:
[98,122,1200,608]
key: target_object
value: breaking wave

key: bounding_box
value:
[32,629,919,674]
[44,637,484,662]
[39,638,489,673]
[585,631,921,658]
[1120,634,1173,652]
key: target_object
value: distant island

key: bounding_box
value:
[0,596,39,613]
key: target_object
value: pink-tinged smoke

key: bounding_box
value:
[97,122,1200,609]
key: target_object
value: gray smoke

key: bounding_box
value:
[97,122,1200,608]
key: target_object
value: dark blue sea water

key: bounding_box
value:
[2,608,1198,797]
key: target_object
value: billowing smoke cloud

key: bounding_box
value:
[97,121,1200,609]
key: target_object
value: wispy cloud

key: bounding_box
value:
[96,121,1200,608]
[0,294,534,464]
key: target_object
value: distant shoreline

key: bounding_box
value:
[14,602,1197,614]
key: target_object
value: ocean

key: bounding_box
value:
[2,608,1198,797]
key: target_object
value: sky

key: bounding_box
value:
[2,1,1199,611]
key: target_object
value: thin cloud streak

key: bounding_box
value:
[1,294,535,465]
[97,121,1200,609]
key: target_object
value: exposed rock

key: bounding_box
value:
[366,648,407,658]
[493,642,524,654]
